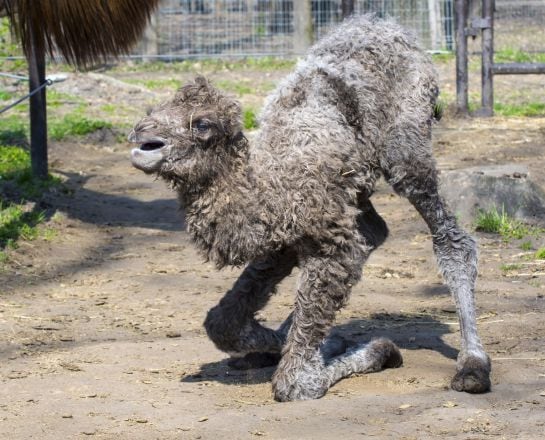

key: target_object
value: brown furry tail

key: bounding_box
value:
[3,0,160,68]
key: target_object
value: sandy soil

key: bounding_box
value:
[1,64,544,439]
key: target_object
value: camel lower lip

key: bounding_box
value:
[131,147,166,172]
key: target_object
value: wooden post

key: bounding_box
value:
[341,0,355,19]
[479,0,494,116]
[142,10,160,61]
[455,0,469,115]
[28,23,48,179]
[293,0,313,54]
[493,63,545,75]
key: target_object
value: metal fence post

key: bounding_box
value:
[455,0,469,115]
[28,22,48,179]
[341,0,355,19]
[294,0,313,54]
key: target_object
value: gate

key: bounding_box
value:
[455,0,545,116]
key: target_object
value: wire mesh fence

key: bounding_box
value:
[494,0,545,55]
[133,0,457,60]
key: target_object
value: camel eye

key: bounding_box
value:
[195,120,210,132]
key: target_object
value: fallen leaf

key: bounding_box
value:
[198,417,209,422]
[398,404,411,409]
[443,401,458,408]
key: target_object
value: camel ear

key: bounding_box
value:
[194,75,209,87]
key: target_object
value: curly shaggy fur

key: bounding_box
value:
[129,15,491,401]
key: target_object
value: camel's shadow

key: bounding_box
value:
[181,311,458,386]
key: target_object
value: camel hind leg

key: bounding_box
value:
[383,135,491,393]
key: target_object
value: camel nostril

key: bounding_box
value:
[140,140,166,151]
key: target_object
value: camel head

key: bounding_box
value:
[129,76,245,189]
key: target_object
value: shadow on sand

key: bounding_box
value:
[47,171,184,230]
[181,311,458,386]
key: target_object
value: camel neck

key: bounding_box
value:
[179,142,259,267]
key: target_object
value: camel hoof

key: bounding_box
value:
[370,338,403,369]
[451,356,491,393]
[272,378,327,402]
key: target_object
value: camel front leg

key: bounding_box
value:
[272,246,401,401]
[204,249,297,364]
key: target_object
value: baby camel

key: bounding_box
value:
[129,16,491,401]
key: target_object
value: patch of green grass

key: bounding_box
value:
[493,102,545,117]
[47,89,84,109]
[475,206,532,239]
[0,90,13,101]
[0,17,26,72]
[0,144,29,176]
[124,78,182,90]
[0,115,28,147]
[100,103,117,115]
[432,52,455,63]
[494,48,545,64]
[42,227,58,241]
[115,56,296,74]
[243,108,258,130]
[0,145,60,198]
[520,240,533,251]
[215,79,254,96]
[215,79,276,96]
[49,114,112,140]
[241,57,296,71]
[438,88,545,118]
[0,145,61,254]
[500,263,522,273]
[535,248,545,259]
[0,202,45,248]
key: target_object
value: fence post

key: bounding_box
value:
[142,10,160,61]
[428,0,443,50]
[341,0,355,19]
[480,0,494,116]
[455,0,469,115]
[28,21,48,179]
[294,0,313,54]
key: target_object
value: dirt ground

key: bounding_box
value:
[1,61,544,439]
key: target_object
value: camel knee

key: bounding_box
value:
[203,304,240,353]
[433,225,478,282]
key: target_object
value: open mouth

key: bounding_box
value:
[130,137,169,173]
[140,140,166,151]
